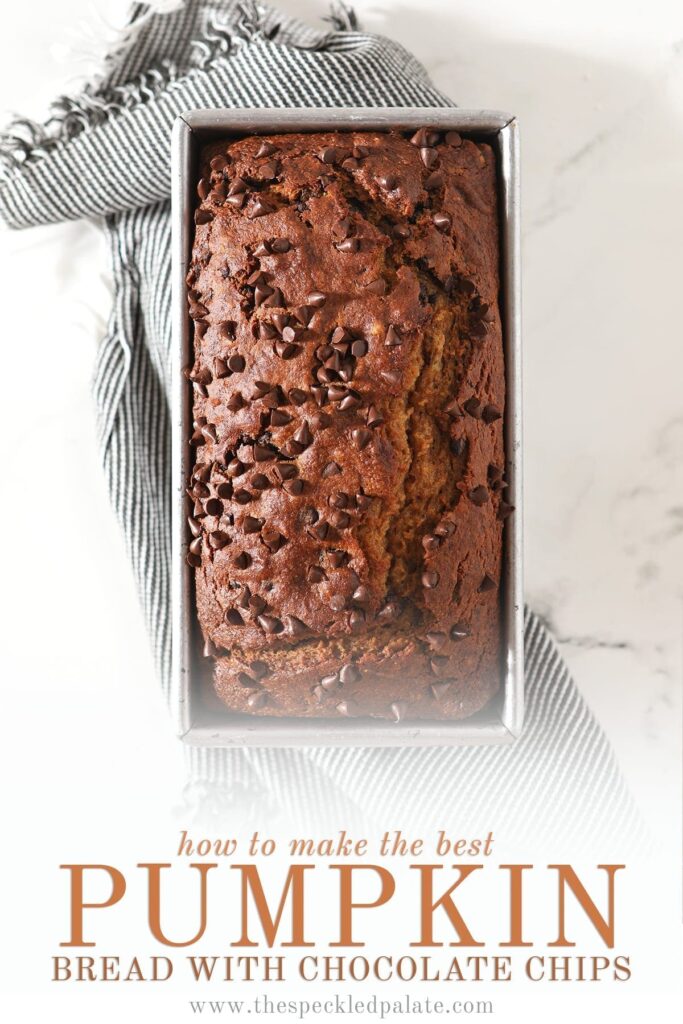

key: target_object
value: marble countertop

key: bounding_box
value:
[0,0,680,837]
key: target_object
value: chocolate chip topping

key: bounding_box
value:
[422,571,440,589]
[468,486,488,507]
[478,575,497,593]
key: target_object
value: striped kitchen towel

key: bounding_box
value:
[0,0,646,849]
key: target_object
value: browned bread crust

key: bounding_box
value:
[186,128,506,721]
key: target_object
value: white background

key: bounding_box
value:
[0,0,682,1014]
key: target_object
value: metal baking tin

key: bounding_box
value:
[171,108,522,747]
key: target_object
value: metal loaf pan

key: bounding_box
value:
[171,108,522,747]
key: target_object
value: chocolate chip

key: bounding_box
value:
[377,174,397,190]
[256,140,277,158]
[201,423,218,444]
[233,551,251,569]
[319,147,339,164]
[261,527,286,552]
[194,208,214,225]
[250,198,276,218]
[189,537,202,556]
[380,369,401,387]
[339,393,361,412]
[433,212,451,232]
[352,428,372,450]
[225,608,244,625]
[311,412,330,430]
[306,291,327,307]
[236,670,254,686]
[292,422,313,447]
[430,681,451,700]
[330,510,350,530]
[392,224,411,240]
[247,691,269,710]
[233,489,252,505]
[389,701,407,723]
[353,145,370,159]
[350,338,368,358]
[226,392,244,412]
[258,614,283,634]
[366,405,384,428]
[445,130,462,147]
[203,638,218,657]
[425,631,447,650]
[450,437,466,456]
[186,550,201,568]
[227,459,246,477]
[329,594,346,612]
[228,177,247,196]
[469,486,489,506]
[274,340,299,359]
[209,531,231,550]
[273,463,297,481]
[262,286,284,308]
[251,473,270,490]
[210,155,228,171]
[283,478,304,496]
[271,238,291,253]
[409,128,430,147]
[336,701,354,717]
[450,622,471,640]
[253,241,271,258]
[311,521,330,541]
[498,502,515,520]
[434,520,455,538]
[349,609,365,630]
[430,655,449,676]
[322,461,341,479]
[320,672,339,691]
[384,325,402,347]
[252,380,273,398]
[482,404,502,424]
[187,516,202,538]
[352,585,370,606]
[422,571,440,589]
[339,663,360,685]
[337,238,360,253]
[424,171,444,191]
[308,565,326,583]
[463,397,482,418]
[242,515,263,534]
[259,160,278,179]
[214,357,229,379]
[420,146,439,168]
[197,178,210,200]
[377,599,400,623]
[478,575,496,593]
[225,192,246,209]
[328,492,348,510]
[355,493,373,511]
[365,278,387,295]
[252,443,275,462]
[285,615,307,637]
[225,354,244,374]
[293,305,314,326]
[205,498,222,516]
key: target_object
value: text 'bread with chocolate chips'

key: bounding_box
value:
[186,128,510,721]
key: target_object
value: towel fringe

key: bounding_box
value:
[0,2,360,178]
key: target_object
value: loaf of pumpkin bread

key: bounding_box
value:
[185,127,508,721]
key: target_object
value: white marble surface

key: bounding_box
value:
[0,0,681,839]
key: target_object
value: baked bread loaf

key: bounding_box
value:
[185,127,508,721]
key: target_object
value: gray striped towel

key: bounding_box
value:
[0,0,645,849]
